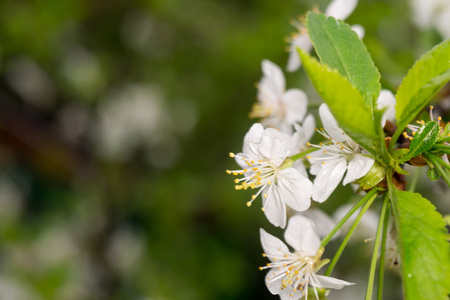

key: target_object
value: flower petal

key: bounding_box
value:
[299,208,336,238]
[312,158,347,203]
[243,123,264,158]
[314,275,355,289]
[377,89,396,126]
[262,59,285,92]
[265,271,285,295]
[319,104,347,142]
[284,215,320,255]
[325,0,358,20]
[302,114,316,142]
[263,186,287,228]
[286,34,313,72]
[282,89,308,125]
[351,24,365,39]
[259,228,290,260]
[277,168,312,212]
[343,154,374,185]
[259,128,292,166]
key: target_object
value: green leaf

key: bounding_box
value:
[398,121,440,163]
[392,191,450,300]
[395,39,450,132]
[298,48,379,154]
[306,12,381,108]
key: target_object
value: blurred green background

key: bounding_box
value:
[0,0,448,299]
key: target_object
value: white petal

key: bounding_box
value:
[351,24,365,39]
[284,215,320,255]
[286,34,313,72]
[314,275,355,289]
[300,208,336,238]
[325,0,358,20]
[277,168,312,212]
[293,160,308,178]
[243,123,264,158]
[302,114,316,142]
[264,186,287,228]
[259,228,290,260]
[259,128,292,166]
[377,89,396,126]
[265,271,284,295]
[262,59,285,92]
[312,159,347,203]
[319,104,347,142]
[283,89,308,125]
[343,154,374,185]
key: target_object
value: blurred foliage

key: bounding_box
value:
[0,0,448,299]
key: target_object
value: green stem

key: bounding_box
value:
[289,147,319,161]
[376,196,391,300]
[389,127,404,154]
[431,143,450,150]
[365,193,390,300]
[424,153,450,186]
[432,154,450,170]
[324,191,379,276]
[320,188,379,248]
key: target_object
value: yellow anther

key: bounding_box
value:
[307,155,311,159]
[262,253,266,257]
[322,161,325,165]
[246,201,252,207]
[323,150,327,153]
[229,152,235,158]
[264,193,268,198]
[261,207,265,212]
[284,254,288,258]
[232,172,238,175]
[259,266,263,270]
[307,142,311,146]
[267,181,272,185]
[319,142,323,145]
[252,195,256,200]
[252,167,258,171]
[226,170,231,174]
[259,160,262,163]
[234,179,239,183]
[438,116,442,121]
[430,105,434,109]
[243,169,247,172]
[320,128,324,131]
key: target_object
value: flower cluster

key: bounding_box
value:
[224,1,424,299]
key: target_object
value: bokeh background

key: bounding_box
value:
[0,0,449,299]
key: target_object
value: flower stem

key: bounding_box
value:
[324,190,379,276]
[320,188,379,248]
[423,153,450,186]
[376,196,391,300]
[431,154,450,170]
[432,143,450,150]
[289,147,319,161]
[365,193,390,300]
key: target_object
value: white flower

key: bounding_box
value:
[377,89,396,127]
[260,215,354,299]
[291,114,316,177]
[228,123,313,228]
[307,104,374,203]
[287,0,364,72]
[411,0,450,39]
[250,60,308,134]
